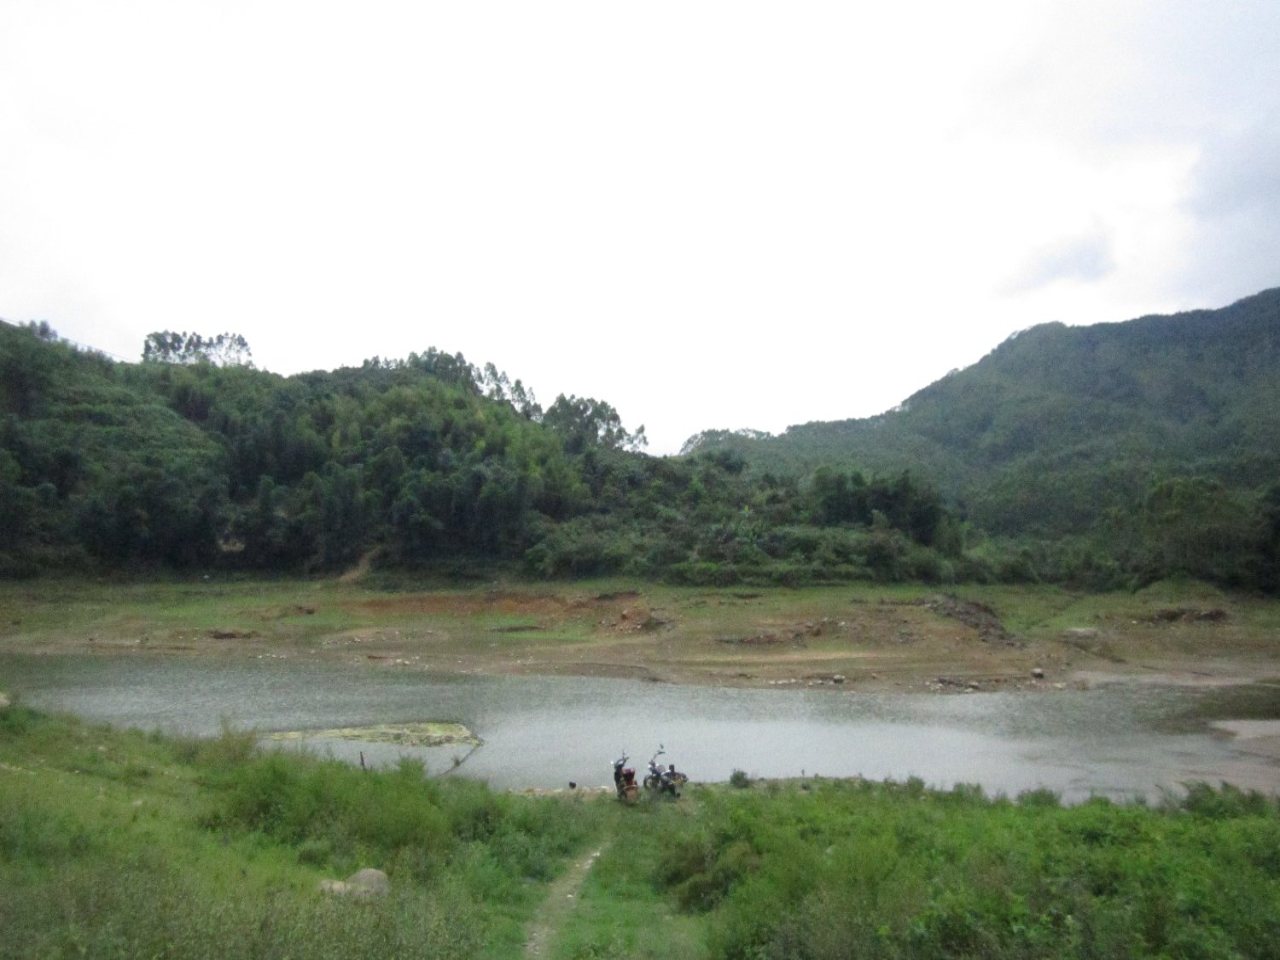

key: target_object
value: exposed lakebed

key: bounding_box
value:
[2,652,1277,802]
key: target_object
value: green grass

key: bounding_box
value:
[553,808,707,960]
[639,779,1280,960]
[3,698,1279,959]
[0,576,348,644]
[0,702,609,960]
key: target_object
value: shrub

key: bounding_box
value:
[1017,787,1062,808]
[1180,780,1273,819]
[0,701,43,736]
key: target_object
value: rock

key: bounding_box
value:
[1147,607,1228,623]
[322,868,389,899]
[0,692,9,709]
[1062,628,1098,639]
[346,868,389,897]
[1031,667,1045,679]
[921,595,1019,646]
[832,674,846,684]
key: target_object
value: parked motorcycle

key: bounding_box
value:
[643,746,688,799]
[613,752,640,803]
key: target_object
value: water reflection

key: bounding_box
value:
[2,653,1276,802]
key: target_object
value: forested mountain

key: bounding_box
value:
[685,288,1280,587]
[0,322,959,586]
[4,287,1279,592]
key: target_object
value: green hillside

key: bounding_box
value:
[4,288,1280,591]
[0,322,960,586]
[685,288,1280,581]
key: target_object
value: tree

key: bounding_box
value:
[542,395,647,454]
[142,331,253,367]
[24,320,59,342]
[1131,477,1256,585]
[1257,483,1280,593]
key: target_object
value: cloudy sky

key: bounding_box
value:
[2,1,1277,453]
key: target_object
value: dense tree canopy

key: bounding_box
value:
[3,301,1279,593]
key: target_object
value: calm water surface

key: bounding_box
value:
[3,652,1277,802]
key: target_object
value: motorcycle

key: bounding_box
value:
[613,752,640,804]
[643,746,688,799]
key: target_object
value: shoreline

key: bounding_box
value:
[2,578,1277,698]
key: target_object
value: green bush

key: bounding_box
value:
[0,804,94,862]
[208,752,452,874]
[1180,780,1273,819]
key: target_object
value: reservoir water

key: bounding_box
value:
[3,652,1277,802]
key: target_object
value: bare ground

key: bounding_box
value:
[1,581,1276,695]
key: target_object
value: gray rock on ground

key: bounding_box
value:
[320,867,390,898]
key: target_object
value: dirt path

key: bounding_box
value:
[524,844,607,959]
[337,548,381,584]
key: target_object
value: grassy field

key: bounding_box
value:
[2,702,1279,959]
[0,702,610,959]
[2,575,1278,693]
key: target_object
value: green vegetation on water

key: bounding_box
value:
[3,701,1278,959]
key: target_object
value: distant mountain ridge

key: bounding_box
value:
[684,287,1280,536]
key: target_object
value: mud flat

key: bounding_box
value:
[1210,720,1280,763]
[1,578,1277,694]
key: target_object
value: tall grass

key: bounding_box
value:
[641,779,1280,960]
[4,863,482,960]
[0,709,608,960]
[4,704,1279,960]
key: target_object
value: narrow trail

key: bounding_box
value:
[524,843,607,959]
[337,547,380,584]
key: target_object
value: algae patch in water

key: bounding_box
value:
[268,722,481,747]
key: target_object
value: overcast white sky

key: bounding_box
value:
[2,1,1278,453]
